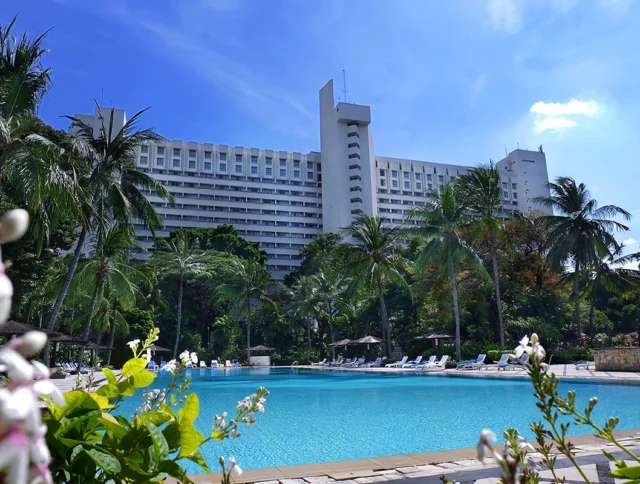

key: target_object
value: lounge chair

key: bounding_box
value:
[232,359,241,367]
[481,354,510,371]
[456,354,485,370]
[385,356,408,368]
[330,358,344,367]
[506,353,529,370]
[363,357,383,368]
[413,355,437,369]
[160,360,167,370]
[575,361,591,370]
[311,358,327,366]
[422,355,449,370]
[291,361,299,366]
[403,355,423,368]
[460,354,486,370]
[147,360,159,371]
[199,361,207,369]
[225,360,232,367]
[211,360,219,368]
[345,357,366,367]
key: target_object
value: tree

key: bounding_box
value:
[409,183,489,361]
[151,232,212,359]
[337,214,408,357]
[581,244,640,335]
[535,177,630,336]
[42,106,174,364]
[457,162,508,348]
[70,224,147,370]
[217,258,276,362]
[284,232,341,286]
[286,275,318,362]
[311,267,351,359]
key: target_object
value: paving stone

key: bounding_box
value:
[378,470,402,476]
[402,465,445,477]
[453,459,482,467]
[257,481,281,484]
[395,467,419,474]
[539,463,599,481]
[304,478,335,484]
[280,479,307,484]
[474,479,501,484]
[435,462,463,470]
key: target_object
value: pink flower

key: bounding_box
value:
[229,456,242,475]
[514,336,530,358]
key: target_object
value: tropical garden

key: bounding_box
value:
[2,16,640,374]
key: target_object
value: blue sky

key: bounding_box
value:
[5,0,640,251]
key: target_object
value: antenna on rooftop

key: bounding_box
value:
[342,67,348,104]
[505,146,508,156]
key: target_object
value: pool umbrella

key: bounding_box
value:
[329,338,351,348]
[0,320,67,338]
[148,344,172,354]
[353,335,383,350]
[414,331,454,357]
[249,345,274,352]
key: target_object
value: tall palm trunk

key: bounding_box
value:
[378,283,391,357]
[246,297,251,364]
[307,319,311,362]
[573,260,581,336]
[106,317,117,366]
[172,272,184,359]
[328,303,335,360]
[76,272,104,371]
[489,237,504,348]
[42,227,87,366]
[448,259,462,362]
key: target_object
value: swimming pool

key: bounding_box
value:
[117,368,640,473]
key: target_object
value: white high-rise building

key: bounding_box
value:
[72,80,551,279]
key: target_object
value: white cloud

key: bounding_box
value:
[487,0,522,34]
[623,238,637,246]
[598,0,632,14]
[533,117,578,133]
[530,99,602,116]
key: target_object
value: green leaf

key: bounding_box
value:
[159,460,190,483]
[611,466,640,478]
[184,447,210,473]
[132,369,156,388]
[103,367,118,386]
[178,393,199,424]
[122,358,149,377]
[146,421,170,461]
[96,384,119,399]
[56,390,89,418]
[135,411,172,429]
[56,410,102,437]
[210,429,225,441]
[177,420,199,458]
[162,423,181,452]
[159,402,176,420]
[99,418,128,440]
[84,447,122,475]
[117,380,135,396]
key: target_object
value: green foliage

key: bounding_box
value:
[43,329,268,484]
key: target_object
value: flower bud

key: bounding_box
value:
[219,456,225,467]
[530,333,539,344]
[588,397,598,409]
[0,209,29,244]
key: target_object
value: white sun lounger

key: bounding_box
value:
[575,361,591,370]
[413,355,437,369]
[403,355,423,368]
[311,358,327,366]
[385,356,408,368]
[422,355,449,370]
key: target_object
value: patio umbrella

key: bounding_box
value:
[0,320,66,337]
[148,344,172,354]
[329,338,351,348]
[249,345,275,352]
[414,331,454,357]
[353,335,383,350]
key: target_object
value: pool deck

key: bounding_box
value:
[187,430,640,484]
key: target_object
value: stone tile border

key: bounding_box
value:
[187,431,640,484]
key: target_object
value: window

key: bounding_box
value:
[349,164,361,170]
[392,170,398,178]
[347,142,360,149]
[293,170,300,178]
[379,169,385,177]
[280,169,286,177]
[349,175,362,181]
[380,179,386,187]
[204,151,212,160]
[502,182,508,189]
[156,157,164,166]
[141,145,149,154]
[251,166,258,175]
[347,131,359,138]
[350,197,363,203]
[513,192,518,199]
[204,161,212,171]
[317,163,321,171]
[350,186,362,192]
[173,159,180,168]
[512,183,517,190]
[503,190,509,198]
[189,149,196,158]
[307,161,314,169]
[293,160,300,169]
[251,156,258,164]
[403,172,409,180]
[266,167,272,176]
[392,180,398,188]
[426,174,432,182]
[307,171,314,180]
[157,147,165,155]
[139,156,148,165]
[173,148,180,157]
[280,158,287,167]
[233,154,241,163]
[188,160,196,169]
[266,157,273,165]
[220,153,227,161]
[416,182,422,190]
[235,164,242,174]
[438,175,444,183]
[404,181,410,189]
[220,163,227,172]
[415,173,421,180]
[348,153,360,159]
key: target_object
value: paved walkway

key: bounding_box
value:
[51,370,121,393]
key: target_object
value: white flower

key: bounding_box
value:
[514,336,531,358]
[127,339,140,350]
[532,342,545,360]
[161,360,177,373]
[0,272,13,325]
[190,352,198,364]
[517,440,535,453]
[237,398,250,410]
[0,209,30,244]
[146,349,152,363]
[477,429,498,462]
[179,350,191,363]
[33,379,65,407]
[229,456,242,475]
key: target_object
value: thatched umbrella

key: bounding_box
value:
[329,338,351,349]
[352,335,383,350]
[148,344,172,354]
[0,320,65,337]
[249,345,274,352]
[414,331,454,357]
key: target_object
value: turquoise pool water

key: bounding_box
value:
[117,368,640,473]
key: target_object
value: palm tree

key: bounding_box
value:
[217,258,275,363]
[310,267,351,360]
[286,275,318,362]
[408,183,489,361]
[151,232,212,359]
[535,177,630,335]
[581,244,640,335]
[42,107,174,365]
[337,214,409,357]
[457,162,508,348]
[70,224,147,369]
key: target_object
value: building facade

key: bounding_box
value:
[72,80,551,279]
